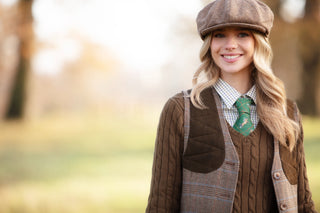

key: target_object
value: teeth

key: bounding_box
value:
[224,55,240,59]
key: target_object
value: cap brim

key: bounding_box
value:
[200,23,268,40]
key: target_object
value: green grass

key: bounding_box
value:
[0,110,319,212]
[302,116,320,209]
[0,109,158,213]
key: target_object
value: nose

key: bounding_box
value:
[225,36,237,50]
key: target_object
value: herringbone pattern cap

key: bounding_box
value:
[196,0,274,40]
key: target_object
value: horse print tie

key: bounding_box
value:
[233,97,254,136]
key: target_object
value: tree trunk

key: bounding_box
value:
[296,0,320,115]
[0,5,20,120]
[296,21,320,115]
[304,0,320,20]
[5,0,34,119]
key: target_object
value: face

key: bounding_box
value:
[210,27,255,78]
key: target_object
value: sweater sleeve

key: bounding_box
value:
[296,107,317,213]
[146,94,184,213]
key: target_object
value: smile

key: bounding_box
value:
[222,55,241,59]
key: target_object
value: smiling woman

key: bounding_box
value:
[145,0,317,212]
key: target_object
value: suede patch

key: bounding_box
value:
[183,88,225,173]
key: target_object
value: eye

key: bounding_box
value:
[213,33,225,38]
[238,32,250,38]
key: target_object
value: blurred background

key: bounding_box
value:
[0,0,319,212]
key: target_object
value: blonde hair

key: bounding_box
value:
[191,32,300,151]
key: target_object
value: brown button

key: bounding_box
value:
[273,172,281,180]
[280,203,288,211]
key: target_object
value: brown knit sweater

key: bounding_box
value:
[228,122,278,212]
[146,93,317,213]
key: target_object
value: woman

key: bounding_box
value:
[146,0,317,212]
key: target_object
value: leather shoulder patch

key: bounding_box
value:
[183,88,225,173]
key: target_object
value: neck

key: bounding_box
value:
[220,71,253,94]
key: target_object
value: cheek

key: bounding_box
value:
[210,48,220,63]
[247,39,255,54]
[210,42,220,58]
[210,40,219,53]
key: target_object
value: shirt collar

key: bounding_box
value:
[213,78,257,109]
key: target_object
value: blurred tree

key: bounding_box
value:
[268,0,303,102]
[263,0,282,16]
[0,5,20,120]
[5,0,34,119]
[296,0,320,115]
[26,34,121,117]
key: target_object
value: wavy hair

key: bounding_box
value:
[190,32,299,151]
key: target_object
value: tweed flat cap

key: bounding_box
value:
[196,0,274,40]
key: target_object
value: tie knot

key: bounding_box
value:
[235,97,253,113]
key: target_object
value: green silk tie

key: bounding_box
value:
[233,97,254,136]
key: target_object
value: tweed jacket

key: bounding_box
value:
[146,87,317,213]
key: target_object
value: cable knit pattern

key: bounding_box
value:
[146,95,184,213]
[300,154,316,212]
[231,130,241,213]
[228,122,278,213]
[248,126,259,213]
[296,112,318,213]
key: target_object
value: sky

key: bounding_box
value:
[30,0,202,74]
[0,0,306,75]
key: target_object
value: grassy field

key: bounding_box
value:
[0,109,319,212]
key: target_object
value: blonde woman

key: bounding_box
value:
[146,0,317,212]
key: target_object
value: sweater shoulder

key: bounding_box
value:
[162,92,185,113]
